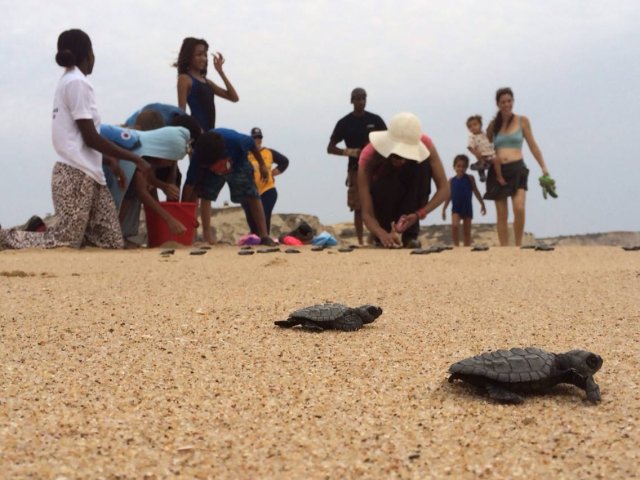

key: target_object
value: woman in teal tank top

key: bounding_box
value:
[485,87,551,246]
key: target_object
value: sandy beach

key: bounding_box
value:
[1,245,638,479]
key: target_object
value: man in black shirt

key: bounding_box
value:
[327,88,386,245]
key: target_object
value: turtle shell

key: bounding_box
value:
[289,303,350,323]
[449,347,555,383]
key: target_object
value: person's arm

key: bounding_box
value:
[132,171,186,235]
[486,120,495,142]
[147,173,180,202]
[177,74,191,112]
[469,175,486,215]
[357,156,401,248]
[209,52,239,102]
[327,140,360,158]
[76,119,151,177]
[522,116,549,175]
[398,143,450,230]
[441,180,452,220]
[250,145,269,182]
[326,121,360,157]
[269,149,289,176]
[468,145,482,162]
[494,157,506,185]
[103,155,126,190]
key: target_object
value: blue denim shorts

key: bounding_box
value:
[197,162,259,203]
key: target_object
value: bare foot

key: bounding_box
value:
[203,227,216,245]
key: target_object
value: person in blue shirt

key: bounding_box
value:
[441,154,486,246]
[124,103,187,128]
[183,128,275,246]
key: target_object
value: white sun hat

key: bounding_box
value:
[369,112,430,162]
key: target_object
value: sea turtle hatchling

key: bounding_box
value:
[274,303,382,332]
[448,347,603,404]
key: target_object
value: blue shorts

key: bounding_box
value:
[197,162,259,203]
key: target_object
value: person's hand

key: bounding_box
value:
[480,204,486,215]
[441,209,446,221]
[162,183,180,202]
[378,227,402,248]
[212,52,225,74]
[109,162,127,190]
[497,176,507,186]
[395,213,417,233]
[259,164,269,182]
[167,218,187,236]
[344,148,361,158]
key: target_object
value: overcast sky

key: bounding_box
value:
[0,0,638,237]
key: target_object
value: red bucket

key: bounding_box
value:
[143,201,197,247]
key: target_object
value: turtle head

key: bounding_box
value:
[561,350,603,377]
[356,304,383,324]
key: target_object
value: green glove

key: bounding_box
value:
[539,175,558,199]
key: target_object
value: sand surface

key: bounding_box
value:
[1,245,638,479]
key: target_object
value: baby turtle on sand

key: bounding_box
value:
[448,347,603,404]
[471,244,490,252]
[275,303,382,332]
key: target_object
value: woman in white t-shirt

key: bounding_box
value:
[0,29,151,249]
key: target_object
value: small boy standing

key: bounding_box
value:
[466,115,495,182]
[442,155,486,247]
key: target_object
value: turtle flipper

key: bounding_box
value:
[274,319,301,328]
[486,383,523,404]
[301,320,324,332]
[585,376,601,403]
[331,312,363,331]
[563,372,601,403]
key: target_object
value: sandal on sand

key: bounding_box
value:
[539,175,558,199]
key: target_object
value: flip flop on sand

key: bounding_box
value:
[257,247,280,254]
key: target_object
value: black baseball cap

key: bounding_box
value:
[251,127,263,138]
